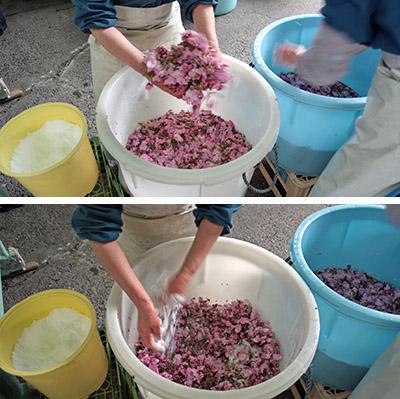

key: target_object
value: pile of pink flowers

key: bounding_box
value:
[144,30,233,108]
[279,72,359,98]
[128,30,250,169]
[126,110,252,169]
[316,266,400,315]
[136,298,282,390]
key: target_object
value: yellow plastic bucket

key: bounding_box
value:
[0,289,108,399]
[0,103,99,196]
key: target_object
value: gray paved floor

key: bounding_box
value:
[0,0,322,196]
[1,204,327,398]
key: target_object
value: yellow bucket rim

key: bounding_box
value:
[0,102,88,178]
[0,289,97,377]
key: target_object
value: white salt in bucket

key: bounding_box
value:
[97,55,280,197]
[106,237,320,398]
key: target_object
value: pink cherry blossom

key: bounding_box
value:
[316,265,400,314]
[279,72,359,98]
[130,30,250,169]
[136,298,281,390]
[144,30,233,108]
[126,110,252,169]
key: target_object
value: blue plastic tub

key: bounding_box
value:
[290,205,400,390]
[252,15,381,176]
[215,0,237,16]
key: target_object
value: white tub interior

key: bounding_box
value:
[102,57,275,151]
[97,55,279,196]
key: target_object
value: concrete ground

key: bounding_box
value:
[0,0,322,196]
[1,204,327,398]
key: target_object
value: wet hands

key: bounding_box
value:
[275,43,306,67]
[142,44,223,100]
[209,40,222,61]
[145,71,184,99]
[137,274,188,352]
[141,30,231,107]
[137,302,161,349]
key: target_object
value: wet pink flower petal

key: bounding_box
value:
[136,298,281,390]
[144,30,233,108]
[279,72,359,98]
[316,265,400,314]
[126,110,252,169]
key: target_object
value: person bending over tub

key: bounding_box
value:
[71,0,221,101]
[348,205,400,399]
[276,0,400,197]
[71,204,240,348]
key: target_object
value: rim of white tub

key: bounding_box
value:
[251,14,371,110]
[290,204,400,328]
[106,237,320,399]
[97,55,280,186]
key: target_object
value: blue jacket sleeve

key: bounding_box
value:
[194,205,241,235]
[322,0,400,54]
[322,0,376,46]
[71,0,117,33]
[179,0,218,22]
[72,205,123,243]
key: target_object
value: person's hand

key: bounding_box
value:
[137,302,161,349]
[141,63,184,99]
[151,80,184,99]
[209,40,222,61]
[275,43,306,67]
[167,269,193,296]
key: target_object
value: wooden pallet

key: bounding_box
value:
[291,378,352,399]
[258,157,317,197]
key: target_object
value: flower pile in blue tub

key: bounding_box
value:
[316,266,400,315]
[279,72,359,98]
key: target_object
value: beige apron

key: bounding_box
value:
[310,52,400,197]
[117,205,197,264]
[88,1,185,101]
[349,333,400,399]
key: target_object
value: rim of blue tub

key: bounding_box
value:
[290,204,400,328]
[251,14,369,110]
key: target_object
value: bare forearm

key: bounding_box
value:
[180,219,223,276]
[90,27,146,75]
[193,4,219,50]
[91,241,153,310]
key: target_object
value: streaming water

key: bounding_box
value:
[148,271,185,354]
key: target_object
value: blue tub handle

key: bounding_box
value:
[242,144,280,195]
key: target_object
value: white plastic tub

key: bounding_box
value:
[97,55,279,197]
[106,237,319,398]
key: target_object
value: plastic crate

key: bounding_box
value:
[258,156,317,197]
[291,378,352,399]
[89,137,126,197]
[38,328,139,399]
